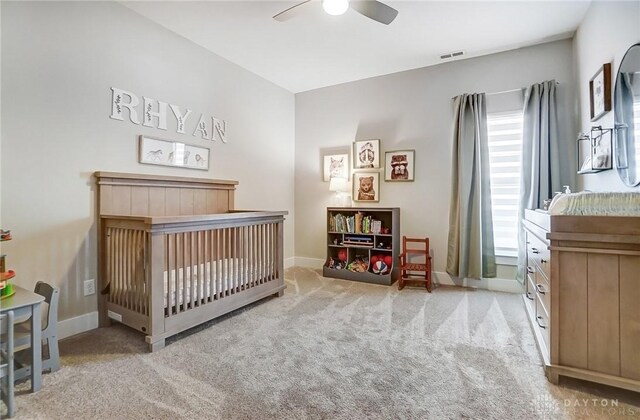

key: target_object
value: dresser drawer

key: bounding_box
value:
[535,294,550,353]
[528,233,551,280]
[525,268,536,302]
[534,270,551,316]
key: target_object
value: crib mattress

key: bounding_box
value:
[163,258,268,308]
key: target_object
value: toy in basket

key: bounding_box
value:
[370,254,392,275]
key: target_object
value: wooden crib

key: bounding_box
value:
[96,172,287,351]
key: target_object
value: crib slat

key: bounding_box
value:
[260,223,265,284]
[228,227,233,294]
[106,228,112,303]
[144,231,149,316]
[223,228,228,297]
[253,225,258,286]
[165,234,171,317]
[133,230,139,313]
[117,229,123,306]
[197,229,203,305]
[127,229,133,310]
[247,226,255,287]
[217,228,222,300]
[268,223,272,280]
[242,225,247,290]
[235,227,240,292]
[182,232,187,313]
[173,233,178,314]
[267,223,272,282]
[190,231,195,309]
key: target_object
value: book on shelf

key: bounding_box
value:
[329,212,383,234]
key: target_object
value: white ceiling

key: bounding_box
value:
[123,0,592,93]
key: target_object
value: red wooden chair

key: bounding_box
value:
[398,236,432,292]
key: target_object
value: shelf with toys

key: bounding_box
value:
[0,229,16,299]
[323,207,399,286]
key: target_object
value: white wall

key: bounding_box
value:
[574,1,640,192]
[1,2,295,322]
[295,40,576,285]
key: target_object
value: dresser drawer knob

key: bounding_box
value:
[527,266,534,274]
[540,259,548,264]
[526,291,534,301]
[531,248,540,254]
[536,284,547,295]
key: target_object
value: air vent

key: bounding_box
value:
[440,50,465,60]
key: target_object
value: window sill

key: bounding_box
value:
[496,255,517,266]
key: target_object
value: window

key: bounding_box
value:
[487,110,523,258]
[634,97,640,165]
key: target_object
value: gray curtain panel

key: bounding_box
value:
[447,93,496,279]
[517,80,560,282]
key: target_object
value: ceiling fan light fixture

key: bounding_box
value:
[322,0,350,16]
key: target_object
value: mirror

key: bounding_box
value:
[614,43,640,187]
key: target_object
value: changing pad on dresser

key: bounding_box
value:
[548,191,640,216]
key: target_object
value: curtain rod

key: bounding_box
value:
[452,80,559,100]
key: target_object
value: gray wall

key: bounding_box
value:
[295,40,576,284]
[574,1,640,192]
[1,2,295,322]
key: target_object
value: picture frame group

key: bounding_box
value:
[322,139,416,203]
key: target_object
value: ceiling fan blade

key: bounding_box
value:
[273,0,312,22]
[350,0,398,25]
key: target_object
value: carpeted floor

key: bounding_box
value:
[10,267,640,419]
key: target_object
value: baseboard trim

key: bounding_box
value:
[288,257,522,294]
[433,271,523,294]
[58,311,99,340]
[293,257,325,269]
[284,257,296,269]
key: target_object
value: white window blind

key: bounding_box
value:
[487,110,523,257]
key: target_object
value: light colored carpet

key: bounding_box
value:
[10,267,640,419]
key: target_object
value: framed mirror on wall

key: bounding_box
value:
[614,43,640,187]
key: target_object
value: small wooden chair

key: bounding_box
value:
[398,236,432,292]
[14,282,60,377]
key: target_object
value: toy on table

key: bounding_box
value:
[0,228,15,298]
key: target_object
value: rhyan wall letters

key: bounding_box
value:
[110,87,228,143]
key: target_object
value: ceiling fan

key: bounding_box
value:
[273,0,399,25]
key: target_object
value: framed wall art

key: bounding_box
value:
[384,149,415,181]
[353,139,380,169]
[589,63,612,121]
[139,136,209,170]
[353,172,379,202]
[323,153,349,181]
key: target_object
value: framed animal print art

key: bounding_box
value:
[323,153,349,181]
[385,150,415,181]
[139,136,209,170]
[353,139,380,169]
[353,172,380,202]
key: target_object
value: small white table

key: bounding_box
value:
[0,285,44,392]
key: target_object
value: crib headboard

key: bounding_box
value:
[95,172,238,216]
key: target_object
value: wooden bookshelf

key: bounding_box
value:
[323,207,399,285]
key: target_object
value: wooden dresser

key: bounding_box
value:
[523,209,640,392]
